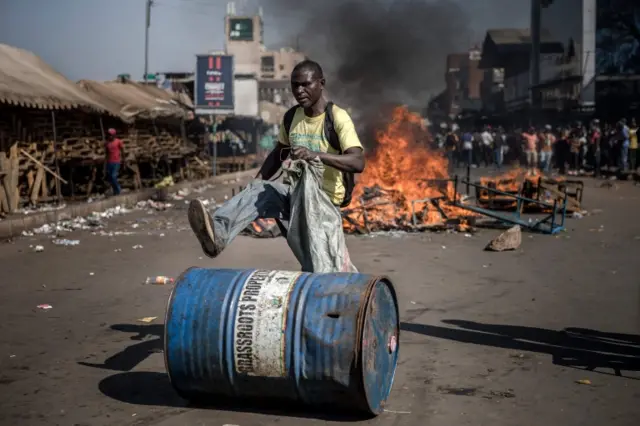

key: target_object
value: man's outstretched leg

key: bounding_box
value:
[188,180,290,258]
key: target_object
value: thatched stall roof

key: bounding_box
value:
[0,43,104,111]
[77,80,189,123]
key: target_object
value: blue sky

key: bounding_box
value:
[0,0,529,81]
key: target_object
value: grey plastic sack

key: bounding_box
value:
[283,158,357,273]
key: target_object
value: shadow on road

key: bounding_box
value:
[99,372,370,422]
[78,324,163,372]
[401,320,640,379]
[86,324,369,422]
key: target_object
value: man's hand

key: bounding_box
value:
[291,145,316,162]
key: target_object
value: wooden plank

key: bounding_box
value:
[0,184,7,213]
[20,149,68,184]
[41,170,49,198]
[26,169,35,195]
[0,152,15,213]
[31,166,44,205]
[538,182,581,212]
[10,144,19,211]
[85,166,97,197]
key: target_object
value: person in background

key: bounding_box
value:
[539,125,555,174]
[461,130,474,170]
[104,128,124,196]
[620,118,630,171]
[590,121,602,178]
[444,128,458,175]
[629,119,638,171]
[568,123,582,176]
[556,127,569,175]
[494,126,506,170]
[480,125,494,167]
[471,129,482,168]
[521,127,538,176]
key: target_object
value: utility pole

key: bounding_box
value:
[144,0,154,81]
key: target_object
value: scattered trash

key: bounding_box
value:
[487,390,516,398]
[598,181,618,189]
[36,304,52,310]
[441,245,446,249]
[437,386,478,396]
[114,248,122,252]
[145,276,175,285]
[575,379,591,385]
[136,200,172,211]
[464,233,472,238]
[132,245,144,250]
[22,230,34,237]
[138,317,158,323]
[159,233,165,238]
[9,355,15,358]
[383,409,411,414]
[34,245,44,252]
[154,175,175,189]
[131,223,139,229]
[485,225,522,252]
[18,203,67,215]
[571,212,584,219]
[89,272,95,276]
[410,301,417,305]
[52,239,80,246]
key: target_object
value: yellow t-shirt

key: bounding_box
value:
[279,105,363,205]
[630,127,638,149]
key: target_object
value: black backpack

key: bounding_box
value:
[283,101,355,208]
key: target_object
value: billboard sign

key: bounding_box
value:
[195,55,234,115]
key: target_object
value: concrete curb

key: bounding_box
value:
[0,168,258,240]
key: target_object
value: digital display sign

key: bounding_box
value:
[195,55,234,114]
[229,18,253,41]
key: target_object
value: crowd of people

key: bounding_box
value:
[434,119,639,178]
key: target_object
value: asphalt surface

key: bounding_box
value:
[0,170,639,426]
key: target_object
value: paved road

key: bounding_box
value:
[0,173,638,426]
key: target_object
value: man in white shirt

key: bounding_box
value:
[481,126,494,167]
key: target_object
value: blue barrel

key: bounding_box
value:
[164,268,399,415]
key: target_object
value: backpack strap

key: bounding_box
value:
[283,105,298,139]
[323,101,355,208]
[323,102,341,153]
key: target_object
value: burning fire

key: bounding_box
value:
[343,106,471,232]
[477,168,567,211]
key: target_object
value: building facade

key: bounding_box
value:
[224,12,305,81]
[441,48,484,119]
[532,0,640,119]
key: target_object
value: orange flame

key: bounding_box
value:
[343,106,471,231]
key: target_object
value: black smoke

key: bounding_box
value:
[269,0,473,142]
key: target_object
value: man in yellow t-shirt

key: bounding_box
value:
[187,60,365,258]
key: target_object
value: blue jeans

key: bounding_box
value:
[539,151,552,173]
[494,147,504,169]
[106,162,121,195]
[620,143,629,170]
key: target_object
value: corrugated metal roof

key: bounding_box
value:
[0,43,104,111]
